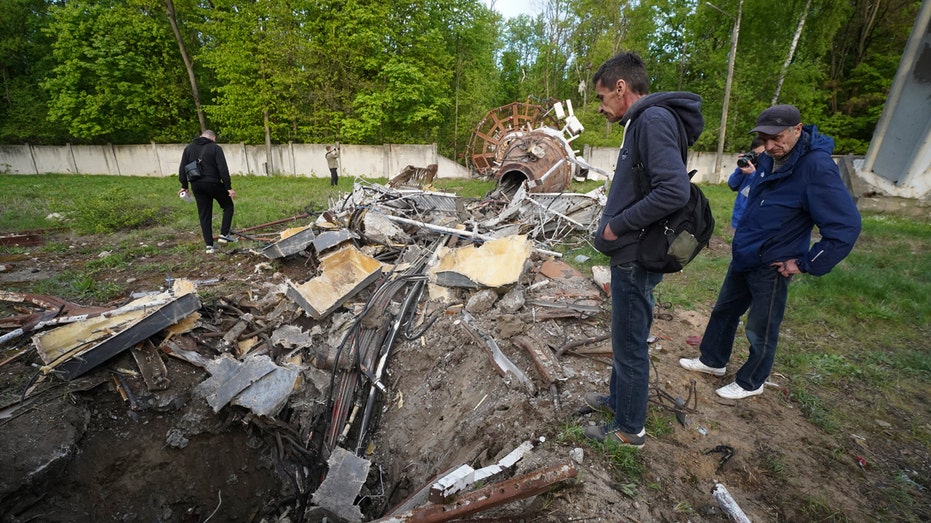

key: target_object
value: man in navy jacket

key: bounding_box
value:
[680,105,861,399]
[583,52,704,447]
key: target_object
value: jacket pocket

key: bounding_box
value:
[593,229,637,256]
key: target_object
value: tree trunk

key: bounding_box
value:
[163,0,206,132]
[771,0,812,105]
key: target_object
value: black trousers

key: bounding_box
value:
[191,180,234,246]
[329,168,338,186]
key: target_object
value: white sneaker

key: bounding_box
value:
[205,245,215,254]
[716,382,764,400]
[679,357,726,377]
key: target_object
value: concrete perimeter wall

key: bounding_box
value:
[0,142,758,185]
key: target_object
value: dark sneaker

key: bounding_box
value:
[217,234,238,244]
[583,425,645,448]
[581,392,615,416]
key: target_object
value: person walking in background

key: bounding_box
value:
[727,137,765,231]
[680,105,861,399]
[178,129,237,254]
[583,52,705,448]
[325,145,340,186]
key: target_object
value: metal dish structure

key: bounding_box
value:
[466,99,588,196]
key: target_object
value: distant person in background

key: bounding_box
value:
[325,145,340,186]
[728,137,765,231]
[179,130,236,254]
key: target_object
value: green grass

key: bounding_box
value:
[557,422,644,487]
[0,173,418,233]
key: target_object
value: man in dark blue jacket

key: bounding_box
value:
[583,52,704,447]
[680,105,861,399]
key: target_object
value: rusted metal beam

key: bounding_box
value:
[375,462,577,523]
[511,335,562,386]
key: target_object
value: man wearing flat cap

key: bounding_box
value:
[680,104,861,400]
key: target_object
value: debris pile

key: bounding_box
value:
[1,177,620,522]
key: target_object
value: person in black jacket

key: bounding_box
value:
[178,130,237,253]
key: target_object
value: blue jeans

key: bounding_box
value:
[698,263,790,390]
[608,262,663,434]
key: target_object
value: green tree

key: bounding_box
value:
[496,15,545,106]
[197,0,319,145]
[340,0,455,144]
[0,0,65,144]
[436,1,501,159]
[42,0,196,143]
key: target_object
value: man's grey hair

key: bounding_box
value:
[201,129,217,140]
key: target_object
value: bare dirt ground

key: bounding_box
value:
[1,225,928,522]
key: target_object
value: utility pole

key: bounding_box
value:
[707,1,743,183]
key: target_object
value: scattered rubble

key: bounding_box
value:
[1,173,616,522]
[3,103,920,521]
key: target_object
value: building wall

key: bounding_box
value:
[0,142,752,185]
[0,143,461,180]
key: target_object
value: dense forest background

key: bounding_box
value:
[0,0,920,160]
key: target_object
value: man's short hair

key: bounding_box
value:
[592,52,649,95]
[201,129,217,140]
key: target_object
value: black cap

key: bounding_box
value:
[749,105,801,134]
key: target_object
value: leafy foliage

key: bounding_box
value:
[0,0,918,158]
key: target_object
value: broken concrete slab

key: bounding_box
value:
[286,245,383,319]
[363,210,411,245]
[430,235,531,289]
[464,288,497,314]
[311,446,371,523]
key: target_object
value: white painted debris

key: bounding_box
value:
[286,245,383,319]
[429,440,536,502]
[712,482,753,523]
[429,235,531,289]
